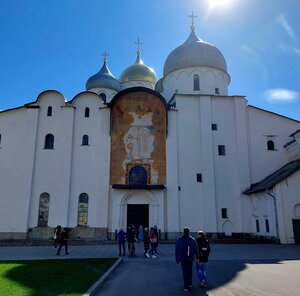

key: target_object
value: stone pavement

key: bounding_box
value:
[1,242,300,295]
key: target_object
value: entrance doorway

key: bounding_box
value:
[292,219,300,244]
[127,204,149,230]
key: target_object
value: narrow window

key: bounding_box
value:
[85,107,90,118]
[193,74,200,91]
[38,192,50,227]
[215,87,220,94]
[47,106,52,116]
[0,133,2,145]
[218,145,226,156]
[256,219,260,232]
[44,134,54,149]
[128,166,147,185]
[267,140,275,151]
[221,208,228,219]
[265,219,270,233]
[82,135,89,146]
[100,93,107,103]
[196,173,202,182]
[212,124,218,131]
[78,193,89,226]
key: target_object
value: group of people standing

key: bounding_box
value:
[116,224,159,258]
[175,227,211,291]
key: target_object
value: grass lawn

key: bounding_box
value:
[0,258,116,296]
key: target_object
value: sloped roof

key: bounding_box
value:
[244,159,300,194]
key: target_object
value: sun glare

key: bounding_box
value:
[203,0,237,20]
[209,0,234,9]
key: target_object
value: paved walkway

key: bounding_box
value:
[1,242,300,295]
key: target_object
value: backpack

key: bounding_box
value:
[181,237,194,260]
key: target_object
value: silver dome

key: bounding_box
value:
[86,60,121,91]
[163,28,227,77]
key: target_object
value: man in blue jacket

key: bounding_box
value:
[175,227,199,292]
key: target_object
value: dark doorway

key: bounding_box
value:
[292,219,300,244]
[127,204,149,230]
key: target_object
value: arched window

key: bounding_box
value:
[44,134,54,149]
[128,166,148,185]
[85,107,90,118]
[82,135,89,146]
[78,193,89,226]
[267,140,275,151]
[38,192,50,227]
[193,74,200,91]
[47,106,52,116]
[100,93,106,103]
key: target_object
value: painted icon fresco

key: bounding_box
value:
[110,90,166,185]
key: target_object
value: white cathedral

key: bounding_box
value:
[1,21,300,244]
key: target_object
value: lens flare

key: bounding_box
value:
[209,0,233,9]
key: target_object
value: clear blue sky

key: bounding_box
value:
[1,0,300,120]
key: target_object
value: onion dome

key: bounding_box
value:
[163,26,227,77]
[119,50,158,84]
[155,78,164,93]
[86,57,121,91]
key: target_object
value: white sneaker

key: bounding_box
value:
[151,255,157,258]
[145,253,150,258]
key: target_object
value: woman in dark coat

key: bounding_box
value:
[196,231,211,288]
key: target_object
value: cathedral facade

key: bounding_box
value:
[1,25,300,243]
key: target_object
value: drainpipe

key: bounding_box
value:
[266,189,280,242]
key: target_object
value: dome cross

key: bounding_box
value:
[101,51,109,63]
[134,38,143,55]
[188,12,197,31]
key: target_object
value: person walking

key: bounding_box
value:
[153,225,159,254]
[117,228,127,256]
[127,224,136,257]
[196,231,211,288]
[149,226,157,258]
[138,225,144,242]
[175,227,199,292]
[56,228,69,256]
[53,225,61,249]
[143,227,150,257]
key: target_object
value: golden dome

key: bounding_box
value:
[119,52,158,84]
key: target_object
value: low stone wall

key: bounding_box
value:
[0,232,27,240]
[0,229,279,245]
[27,227,108,240]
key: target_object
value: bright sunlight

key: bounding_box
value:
[203,0,238,21]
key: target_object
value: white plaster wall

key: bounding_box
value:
[0,107,38,233]
[68,93,110,228]
[166,109,180,232]
[175,94,216,233]
[28,92,73,228]
[249,192,277,237]
[247,107,300,183]
[211,96,247,234]
[276,170,300,244]
[162,67,230,101]
[86,88,118,103]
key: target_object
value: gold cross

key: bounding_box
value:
[188,12,197,30]
[134,38,143,53]
[102,51,109,62]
